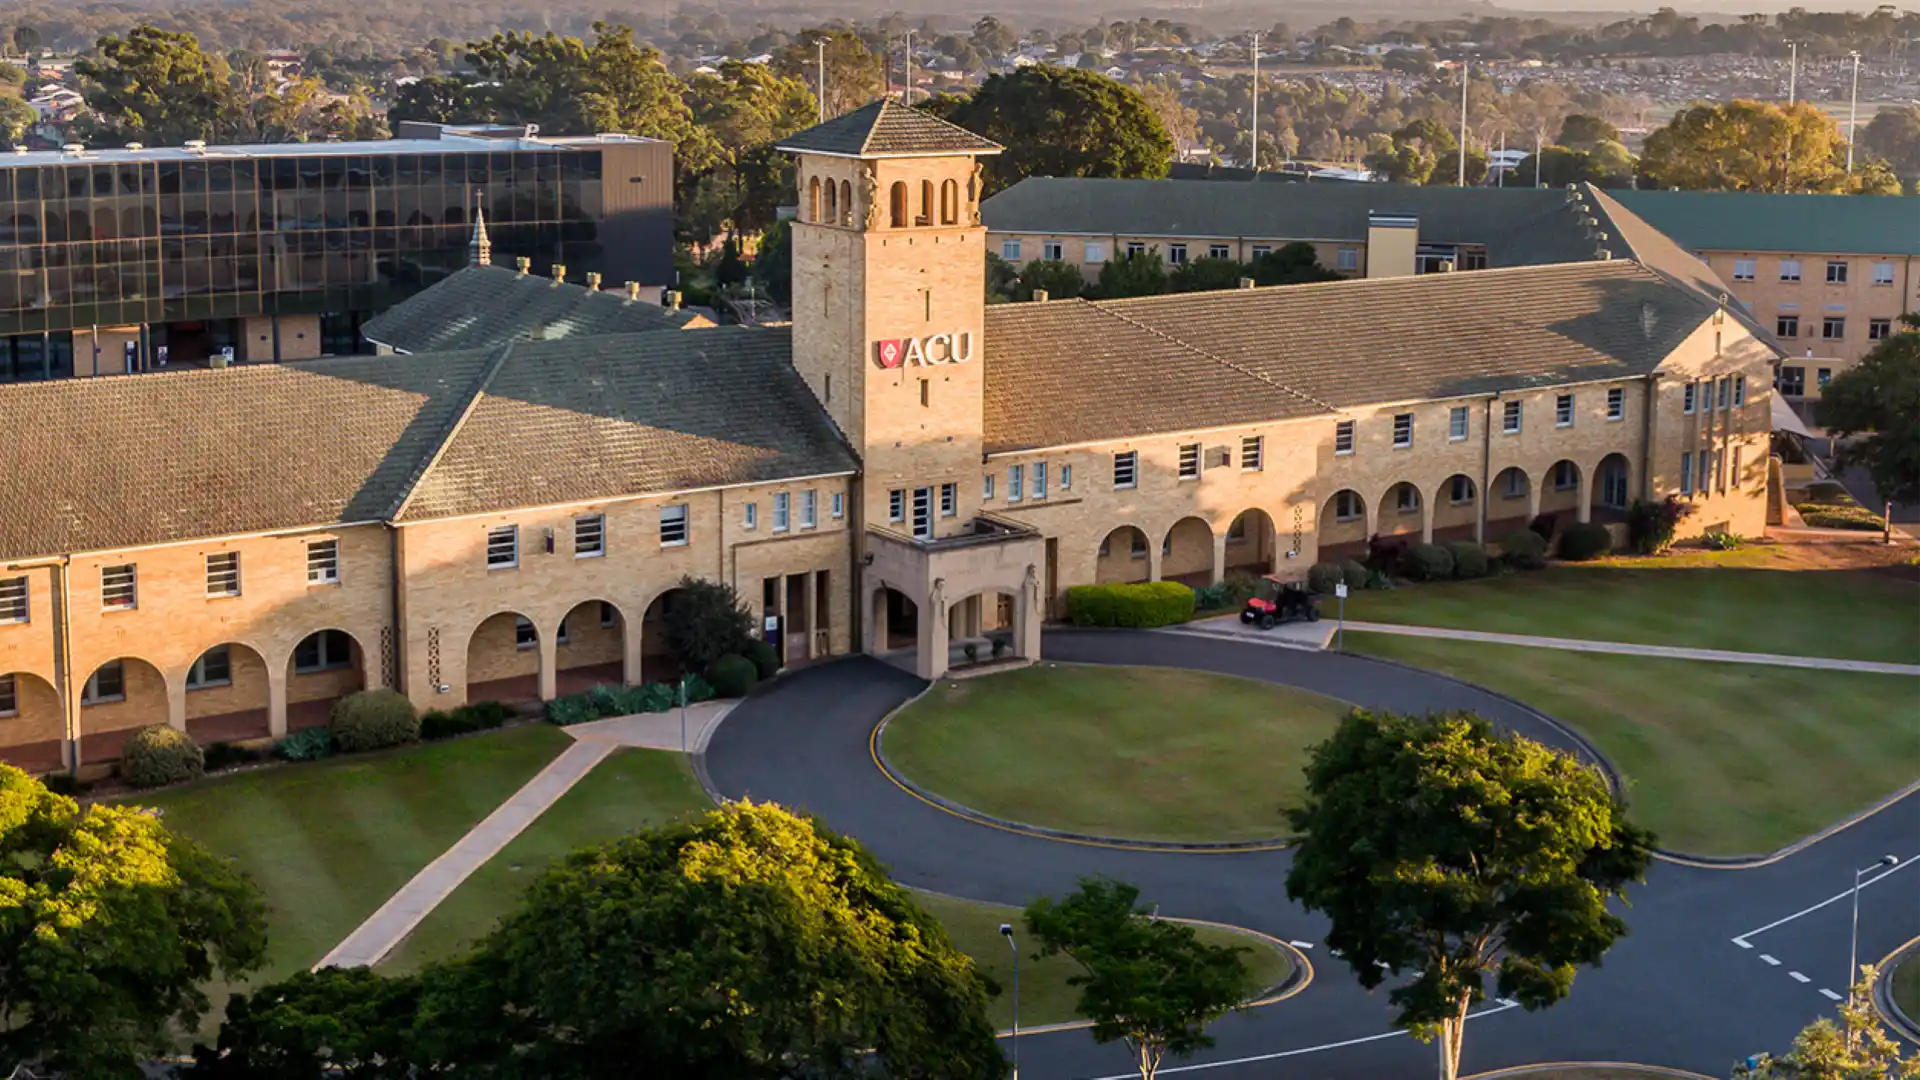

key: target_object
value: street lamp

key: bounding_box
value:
[1845,50,1862,175]
[1849,854,1899,1002]
[1000,923,1020,1080]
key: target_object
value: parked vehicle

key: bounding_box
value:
[1239,575,1320,630]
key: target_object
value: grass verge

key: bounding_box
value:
[1346,633,1920,856]
[1893,950,1920,1022]
[884,665,1351,843]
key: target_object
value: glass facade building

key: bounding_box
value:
[0,128,673,381]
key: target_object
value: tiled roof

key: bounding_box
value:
[360,265,705,354]
[775,99,1002,158]
[981,260,1715,452]
[1608,189,1920,257]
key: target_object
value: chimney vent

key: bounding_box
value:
[1596,248,1614,260]
[1031,288,1049,303]
[125,142,143,151]
[551,263,567,285]
[585,271,602,291]
[515,256,531,276]
[183,139,206,152]
[1238,277,1256,289]
[666,290,682,310]
[625,281,640,302]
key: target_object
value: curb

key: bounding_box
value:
[1463,1064,1716,1080]
[1872,935,1920,1046]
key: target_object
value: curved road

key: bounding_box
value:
[704,629,1920,1078]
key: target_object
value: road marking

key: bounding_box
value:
[1820,988,1843,1001]
[1076,1001,1522,1079]
[1731,853,1919,945]
[1789,971,1811,983]
[1288,940,1315,950]
[1760,954,1781,966]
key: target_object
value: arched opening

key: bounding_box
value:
[948,589,1018,667]
[1319,489,1369,561]
[1224,509,1277,576]
[77,656,168,765]
[823,179,838,227]
[465,613,541,706]
[808,176,820,222]
[1376,482,1423,540]
[1541,459,1583,521]
[639,588,690,683]
[871,586,920,669]
[940,179,959,224]
[1491,467,1534,535]
[556,600,628,696]
[286,629,365,731]
[839,180,852,225]
[1160,516,1217,586]
[1593,454,1631,520]
[1432,474,1479,542]
[0,672,66,773]
[1096,525,1151,584]
[184,642,271,745]
[889,181,909,228]
[917,179,935,226]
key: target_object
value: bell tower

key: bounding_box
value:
[778,100,1002,539]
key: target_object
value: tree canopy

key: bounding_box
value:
[1814,314,1920,505]
[1733,968,1919,1079]
[1557,113,1621,147]
[662,575,757,671]
[76,26,243,146]
[1285,710,1653,1080]
[1861,105,1920,187]
[1094,250,1170,299]
[771,29,883,121]
[1639,100,1856,193]
[928,65,1175,195]
[191,966,423,1079]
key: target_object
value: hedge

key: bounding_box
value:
[276,726,332,761]
[1340,560,1370,589]
[422,700,516,741]
[1307,562,1344,595]
[1446,541,1490,579]
[120,724,204,789]
[1406,543,1455,581]
[1066,581,1196,628]
[1557,522,1613,561]
[746,639,781,680]
[1794,502,1885,531]
[329,689,421,753]
[546,679,717,727]
[1496,529,1548,569]
[706,654,758,698]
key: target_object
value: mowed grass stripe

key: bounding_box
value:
[1345,633,1920,857]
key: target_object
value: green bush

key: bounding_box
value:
[1191,582,1231,609]
[1627,496,1694,554]
[1220,570,1260,606]
[1557,522,1613,561]
[424,700,517,739]
[203,741,264,771]
[1445,541,1490,579]
[1497,529,1549,569]
[1065,582,1196,627]
[41,772,85,797]
[962,641,980,663]
[1794,502,1886,530]
[328,689,421,753]
[1307,562,1344,595]
[664,577,757,671]
[745,639,781,680]
[705,654,758,698]
[683,674,716,704]
[1340,560,1370,589]
[120,724,205,789]
[275,726,332,761]
[990,635,1009,658]
[1405,543,1455,581]
[1703,530,1743,551]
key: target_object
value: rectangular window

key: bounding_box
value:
[1733,376,1746,407]
[1202,243,1227,260]
[205,552,241,597]
[1822,316,1846,340]
[601,602,617,628]
[1009,464,1025,501]
[101,564,137,610]
[1125,241,1146,258]
[773,492,791,532]
[1732,258,1755,282]
[911,487,933,540]
[187,645,231,689]
[1001,239,1021,261]
[1250,244,1271,258]
[1825,260,1848,284]
[1778,366,1806,396]
[1683,382,1696,414]
[1449,406,1469,441]
[889,489,906,522]
[1776,315,1799,338]
[1869,317,1893,340]
[1397,484,1419,512]
[0,675,13,716]
[1178,443,1201,479]
[515,616,538,649]
[1241,435,1263,471]
[1113,451,1138,489]
[1505,469,1527,498]
[486,526,518,569]
[1034,463,1048,499]
[940,483,957,516]
[831,492,844,519]
[1607,387,1625,420]
[307,539,339,585]
[1084,241,1106,263]
[1680,451,1694,495]
[1555,460,1578,490]
[0,577,25,624]
[1337,246,1359,272]
[1502,400,1522,434]
[1779,259,1802,282]
[1334,491,1362,521]
[801,490,818,528]
[294,630,352,673]
[1872,261,1895,286]
[574,514,605,557]
[982,474,995,501]
[1818,367,1833,389]
[1334,420,1355,455]
[83,660,124,704]
[1061,464,1072,490]
[1555,394,1574,428]
[659,504,689,547]
[1450,475,1475,504]
[1392,413,1414,447]
[1042,240,1063,261]
[1717,377,1731,410]
[1166,243,1188,266]
[744,502,758,530]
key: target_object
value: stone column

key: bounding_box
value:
[1146,542,1163,583]
[1210,533,1228,584]
[1576,469,1594,524]
[1526,477,1542,522]
[266,667,289,738]
[537,632,558,701]
[869,588,888,655]
[919,589,950,681]
[1420,496,1436,544]
[165,672,187,732]
[622,614,644,686]
[804,570,820,660]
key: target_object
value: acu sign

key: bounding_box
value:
[874,332,975,369]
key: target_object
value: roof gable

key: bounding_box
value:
[361,265,703,355]
[776,99,1002,158]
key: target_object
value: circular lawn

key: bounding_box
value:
[882,664,1352,844]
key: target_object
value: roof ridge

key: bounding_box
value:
[385,341,517,522]
[1080,297,1338,413]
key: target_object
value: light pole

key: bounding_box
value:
[816,38,826,123]
[1845,50,1862,175]
[1457,57,1471,187]
[1000,923,1020,1080]
[1787,41,1799,104]
[1849,854,1899,1003]
[1249,31,1260,173]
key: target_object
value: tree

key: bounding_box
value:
[0,95,34,149]
[772,30,883,121]
[76,26,244,147]
[929,65,1175,195]
[191,967,424,1078]
[1364,142,1435,185]
[1094,250,1169,298]
[1018,258,1086,300]
[1285,710,1653,1080]
[984,252,1020,303]
[0,765,268,1074]
[1557,113,1621,147]
[1847,158,1903,196]
[416,802,1005,1079]
[1639,100,1849,193]
[1025,878,1251,1080]
[1734,968,1919,1079]
[1861,104,1920,182]
[662,576,758,671]
[683,60,817,236]
[752,219,793,306]
[1169,256,1249,293]
[1248,242,1340,286]
[1814,314,1920,505]
[1432,147,1490,186]
[387,74,467,126]
[1584,140,1638,186]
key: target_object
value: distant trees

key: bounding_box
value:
[1556,113,1621,147]
[1861,105,1920,188]
[927,65,1175,195]
[1639,100,1873,193]
[1511,140,1636,188]
[989,241,1338,304]
[771,29,883,120]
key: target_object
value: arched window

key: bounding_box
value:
[839,180,852,225]
[889,182,908,228]
[823,179,838,226]
[940,179,958,224]
[808,176,820,222]
[917,179,934,225]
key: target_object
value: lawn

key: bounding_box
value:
[1894,951,1920,1021]
[1346,633,1920,857]
[883,665,1351,843]
[910,892,1293,1031]
[1340,547,1918,664]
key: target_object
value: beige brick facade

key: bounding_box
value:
[1695,250,1918,400]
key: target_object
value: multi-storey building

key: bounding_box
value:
[0,100,1777,774]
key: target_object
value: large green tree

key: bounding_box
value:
[1018,258,1087,300]
[76,26,244,146]
[1248,242,1340,286]
[0,765,268,1074]
[1169,256,1248,293]
[1815,314,1920,505]
[682,59,817,238]
[1861,104,1920,183]
[0,95,35,148]
[1639,100,1850,193]
[771,29,884,121]
[191,967,423,1078]
[1094,249,1169,298]
[928,65,1175,195]
[1025,878,1252,1080]
[1285,710,1653,1080]
[414,802,1005,1079]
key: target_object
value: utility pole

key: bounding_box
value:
[1534,128,1543,187]
[1457,57,1470,187]
[1845,50,1861,174]
[1787,41,1798,104]
[816,37,826,122]
[1249,31,1260,173]
[1498,130,1506,187]
[904,30,913,104]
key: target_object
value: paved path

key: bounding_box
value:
[1339,621,1920,675]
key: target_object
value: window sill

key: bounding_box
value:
[660,540,690,549]
[1448,436,1467,443]
[1393,442,1413,450]
[207,592,241,600]
[487,563,519,572]
[1114,483,1137,490]
[0,711,15,719]
[1333,450,1353,457]
[102,605,137,613]
[0,618,26,626]
[575,551,605,560]
[1177,475,1199,483]
[82,696,126,706]
[1502,429,1522,437]
[1607,416,1625,422]
[515,643,537,651]
[187,680,233,691]
[308,579,340,588]
[1555,423,1573,430]
[293,664,351,676]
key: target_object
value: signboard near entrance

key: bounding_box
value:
[874,332,974,369]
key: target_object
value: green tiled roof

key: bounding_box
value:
[1608,189,1920,256]
[776,99,1002,158]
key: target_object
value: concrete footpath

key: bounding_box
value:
[1340,621,1920,676]
[316,701,734,970]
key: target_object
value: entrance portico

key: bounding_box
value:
[862,514,1045,680]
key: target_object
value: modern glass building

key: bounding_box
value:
[0,124,674,381]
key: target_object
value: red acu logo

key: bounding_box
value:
[874,339,904,369]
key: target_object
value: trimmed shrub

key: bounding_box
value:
[664,576,757,671]
[1192,582,1229,610]
[1365,534,1409,574]
[1307,562,1344,595]
[745,639,781,681]
[120,724,205,789]
[1406,543,1455,581]
[425,699,518,739]
[1528,513,1558,543]
[683,674,716,704]
[1065,582,1195,628]
[1627,496,1694,554]
[1557,522,1613,561]
[1220,570,1260,607]
[1497,529,1549,570]
[328,688,421,753]
[419,710,459,740]
[1340,560,1370,590]
[1445,541,1490,579]
[705,654,758,698]
[1794,502,1886,531]
[275,726,332,761]
[203,741,263,771]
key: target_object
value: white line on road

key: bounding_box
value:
[1820,989,1843,1001]
[1789,971,1811,983]
[1760,954,1781,966]
[1288,940,1315,949]
[1077,1001,1522,1079]
[1730,853,1920,946]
